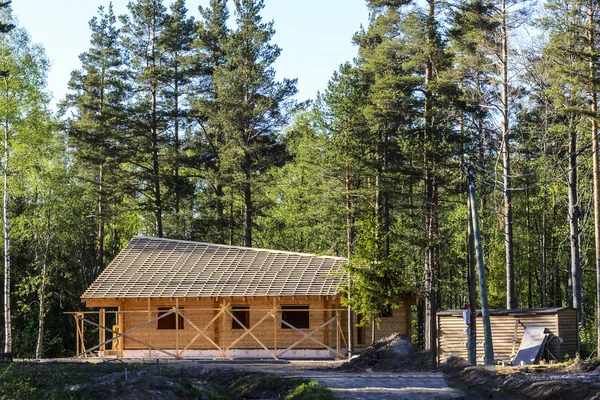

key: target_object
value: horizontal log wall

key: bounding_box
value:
[438,309,578,365]
[339,300,413,349]
[86,295,416,353]
[113,297,338,351]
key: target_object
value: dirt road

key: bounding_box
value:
[280,370,464,399]
[182,360,466,399]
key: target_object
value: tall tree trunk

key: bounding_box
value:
[424,0,438,365]
[216,182,225,244]
[541,140,547,307]
[501,0,516,309]
[588,0,600,353]
[244,151,252,247]
[152,85,163,238]
[97,64,105,273]
[35,259,47,359]
[151,17,162,238]
[174,54,181,215]
[35,220,51,359]
[568,124,582,321]
[346,149,355,358]
[3,76,10,356]
[97,163,104,273]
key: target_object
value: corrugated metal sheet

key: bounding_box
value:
[82,237,347,299]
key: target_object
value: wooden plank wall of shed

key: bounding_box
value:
[438,312,577,365]
[338,302,412,349]
[120,297,336,350]
[557,309,578,359]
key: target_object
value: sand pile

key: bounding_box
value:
[341,333,432,371]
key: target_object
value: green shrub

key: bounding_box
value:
[285,381,334,400]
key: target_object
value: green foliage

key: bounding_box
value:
[4,0,600,360]
[0,364,36,399]
[284,381,334,400]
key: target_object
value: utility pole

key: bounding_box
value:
[468,170,494,365]
[466,188,477,365]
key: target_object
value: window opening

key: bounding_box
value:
[281,305,309,329]
[157,306,184,330]
[232,306,250,330]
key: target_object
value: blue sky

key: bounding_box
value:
[11,0,370,107]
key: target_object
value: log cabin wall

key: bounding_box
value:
[338,298,416,350]
[84,295,417,356]
[95,296,339,351]
[437,308,578,365]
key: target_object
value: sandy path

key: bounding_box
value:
[179,361,466,399]
[278,371,464,400]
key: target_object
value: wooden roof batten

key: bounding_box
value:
[82,236,348,300]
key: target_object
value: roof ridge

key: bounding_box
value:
[133,236,347,260]
[82,237,349,300]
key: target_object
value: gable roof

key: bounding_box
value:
[82,237,347,299]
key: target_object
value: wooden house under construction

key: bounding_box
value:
[437,307,578,365]
[76,237,417,359]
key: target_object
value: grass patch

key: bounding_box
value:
[284,381,334,400]
[227,372,307,399]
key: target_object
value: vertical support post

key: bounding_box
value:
[119,307,124,357]
[336,310,340,359]
[468,175,494,365]
[221,302,226,357]
[100,309,106,353]
[273,298,277,355]
[467,189,477,365]
[175,299,179,359]
[74,315,80,356]
[81,314,85,355]
[147,298,151,359]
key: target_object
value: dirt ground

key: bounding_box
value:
[25,333,600,399]
[173,362,464,399]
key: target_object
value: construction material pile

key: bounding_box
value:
[341,333,432,372]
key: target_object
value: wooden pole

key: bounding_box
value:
[74,315,79,357]
[119,308,124,357]
[175,299,179,359]
[468,176,494,365]
[466,188,477,365]
[273,298,277,355]
[147,298,151,358]
[99,308,106,353]
[336,311,340,359]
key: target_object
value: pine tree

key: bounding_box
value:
[158,0,196,237]
[120,0,168,237]
[190,0,231,244]
[318,61,371,355]
[63,3,128,274]
[538,0,595,324]
[215,0,298,247]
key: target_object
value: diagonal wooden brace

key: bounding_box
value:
[177,308,230,359]
[277,315,342,358]
[214,308,277,360]
[74,310,178,359]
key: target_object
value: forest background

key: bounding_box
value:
[1,0,599,361]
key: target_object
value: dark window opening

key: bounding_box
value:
[357,314,366,345]
[379,305,393,318]
[157,307,184,330]
[232,306,250,330]
[281,305,309,329]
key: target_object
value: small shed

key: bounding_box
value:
[437,307,578,365]
[76,237,417,359]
